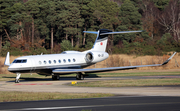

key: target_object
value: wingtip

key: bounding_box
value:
[162,52,176,65]
[83,31,98,34]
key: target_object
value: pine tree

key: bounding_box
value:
[25,0,40,46]
[88,0,119,30]
[114,0,142,43]
[0,0,17,45]
[58,1,83,47]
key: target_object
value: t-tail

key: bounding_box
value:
[83,29,143,52]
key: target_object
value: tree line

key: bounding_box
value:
[0,0,180,56]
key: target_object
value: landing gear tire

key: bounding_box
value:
[15,73,21,83]
[76,74,84,80]
[76,74,80,80]
[15,79,19,83]
[52,75,60,80]
[81,74,84,80]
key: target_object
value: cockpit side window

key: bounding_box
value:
[12,59,27,63]
[16,60,22,63]
[22,60,27,63]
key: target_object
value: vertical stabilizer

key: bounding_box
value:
[83,29,143,52]
[4,52,10,66]
[90,29,112,52]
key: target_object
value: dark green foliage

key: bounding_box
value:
[0,47,23,57]
[29,47,48,55]
[114,0,142,43]
[140,31,151,41]
[112,43,158,56]
[156,33,179,52]
[61,40,73,51]
[142,45,157,55]
[86,41,93,49]
[88,0,119,29]
[0,0,180,56]
[10,47,22,56]
[153,0,170,10]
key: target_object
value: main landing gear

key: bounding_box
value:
[52,74,60,80]
[76,73,84,80]
[15,73,21,83]
[51,73,85,80]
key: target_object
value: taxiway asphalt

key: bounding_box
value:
[0,76,180,96]
[0,96,180,111]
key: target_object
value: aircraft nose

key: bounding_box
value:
[7,64,17,72]
[8,65,13,71]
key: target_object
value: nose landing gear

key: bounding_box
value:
[15,73,21,83]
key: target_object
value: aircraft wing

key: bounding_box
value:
[53,52,176,74]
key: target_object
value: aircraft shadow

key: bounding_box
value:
[3,74,99,83]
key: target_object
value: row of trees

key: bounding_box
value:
[0,0,180,56]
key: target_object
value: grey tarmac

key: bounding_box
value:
[1,96,180,111]
[0,76,180,96]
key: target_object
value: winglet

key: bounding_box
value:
[162,52,176,65]
[4,52,10,66]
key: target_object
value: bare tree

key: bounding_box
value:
[142,2,159,39]
[157,0,180,42]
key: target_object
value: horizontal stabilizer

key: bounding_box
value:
[83,31,98,34]
[100,30,143,35]
[83,30,143,35]
[53,52,176,74]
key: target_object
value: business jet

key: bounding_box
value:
[4,29,176,83]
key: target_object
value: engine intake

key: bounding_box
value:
[85,52,93,63]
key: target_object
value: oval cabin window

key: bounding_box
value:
[58,60,61,63]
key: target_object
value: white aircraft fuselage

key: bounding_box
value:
[8,51,109,75]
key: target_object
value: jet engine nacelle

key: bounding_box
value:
[84,51,109,64]
[85,52,94,63]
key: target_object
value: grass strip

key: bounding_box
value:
[87,72,180,77]
[0,91,114,102]
[72,78,180,87]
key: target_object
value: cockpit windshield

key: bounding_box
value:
[13,59,27,63]
[61,52,66,54]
